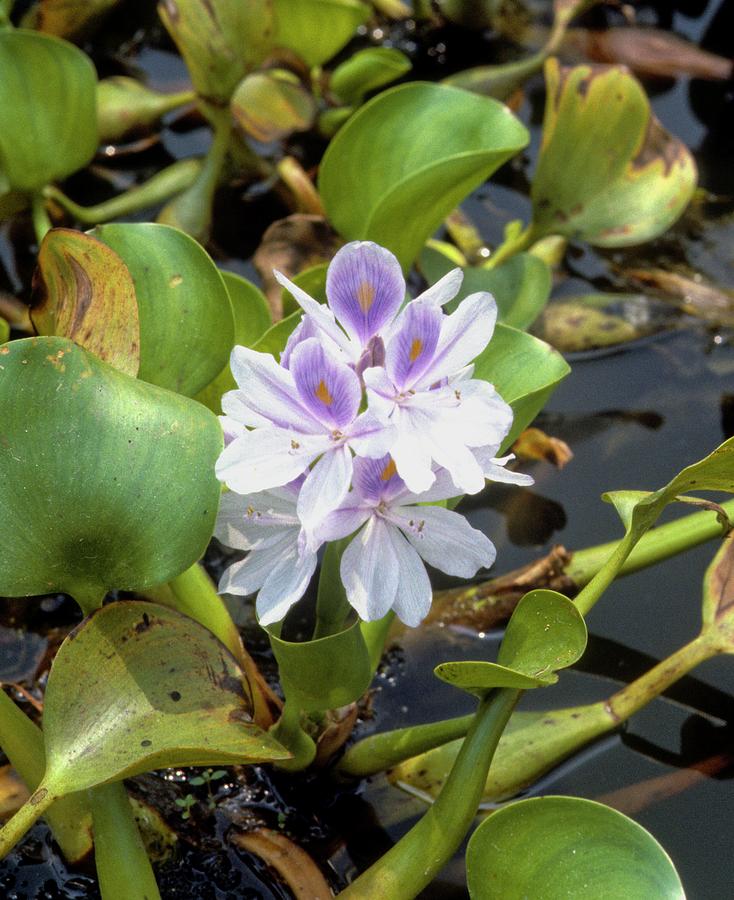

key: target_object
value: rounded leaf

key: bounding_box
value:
[330,47,412,106]
[272,0,369,68]
[531,60,697,247]
[30,228,140,377]
[92,223,235,396]
[0,337,222,601]
[231,70,316,143]
[0,30,97,191]
[466,796,685,899]
[41,601,289,795]
[319,82,529,269]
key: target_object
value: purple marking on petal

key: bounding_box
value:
[281,315,320,369]
[352,455,405,505]
[289,338,361,430]
[385,300,442,391]
[326,241,405,346]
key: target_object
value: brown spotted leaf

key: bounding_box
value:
[31,229,140,377]
[702,531,734,640]
[530,59,697,247]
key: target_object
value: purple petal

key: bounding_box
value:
[340,517,399,620]
[389,505,495,578]
[281,315,320,369]
[385,300,442,391]
[296,443,354,538]
[413,292,497,389]
[351,455,405,505]
[315,505,372,543]
[346,409,396,459]
[384,527,432,627]
[289,338,361,430]
[326,241,405,346]
[229,345,323,432]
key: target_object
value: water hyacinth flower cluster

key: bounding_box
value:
[215,242,532,627]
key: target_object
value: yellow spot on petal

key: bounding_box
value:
[315,379,333,405]
[381,459,397,481]
[356,281,375,312]
[409,338,423,362]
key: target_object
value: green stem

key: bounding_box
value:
[342,689,519,899]
[483,223,537,270]
[0,783,56,858]
[44,159,202,225]
[269,699,316,772]
[89,783,161,900]
[70,585,106,617]
[30,192,52,243]
[337,711,474,779]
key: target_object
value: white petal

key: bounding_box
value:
[413,268,464,307]
[256,547,318,626]
[390,505,495,578]
[473,450,534,486]
[315,505,372,543]
[218,530,294,596]
[424,423,486,494]
[215,490,302,553]
[273,269,354,357]
[389,407,436,494]
[297,444,353,538]
[340,518,399,621]
[347,409,397,458]
[384,526,432,627]
[215,428,324,495]
[221,391,271,429]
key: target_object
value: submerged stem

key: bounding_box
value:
[342,689,519,898]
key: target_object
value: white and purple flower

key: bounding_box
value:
[214,240,532,628]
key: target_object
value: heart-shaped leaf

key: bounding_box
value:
[474,323,571,449]
[420,247,552,330]
[30,228,140,377]
[435,591,586,697]
[319,82,529,269]
[330,47,412,106]
[0,337,222,606]
[466,796,684,899]
[231,70,316,143]
[530,59,696,247]
[92,222,234,396]
[158,0,274,103]
[272,0,370,68]
[0,30,97,192]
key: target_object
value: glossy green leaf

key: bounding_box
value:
[474,323,571,449]
[319,82,529,269]
[531,59,697,247]
[97,76,195,142]
[330,47,412,105]
[195,270,272,412]
[158,0,274,103]
[272,0,369,68]
[0,337,222,604]
[268,620,372,712]
[231,70,316,143]
[92,223,234,396]
[435,590,586,697]
[0,30,97,192]
[466,796,684,899]
[420,247,551,329]
[30,228,140,377]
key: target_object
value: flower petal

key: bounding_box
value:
[412,267,463,307]
[229,345,322,431]
[315,504,372,543]
[297,443,354,538]
[388,405,438,494]
[340,517,399,621]
[326,241,405,346]
[414,292,497,388]
[215,488,302,553]
[347,409,396,459]
[216,428,325,494]
[351,454,404,504]
[473,449,534,486]
[289,338,361,430]
[384,526,432,627]
[273,270,353,356]
[218,529,294,596]
[390,505,496,578]
[221,390,271,429]
[256,546,318,626]
[385,300,443,391]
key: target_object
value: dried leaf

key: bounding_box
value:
[231,828,333,899]
[623,267,734,327]
[512,427,574,469]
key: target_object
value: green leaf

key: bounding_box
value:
[280,263,329,317]
[272,0,370,68]
[251,310,302,357]
[466,796,685,899]
[330,47,412,106]
[97,76,194,143]
[158,0,274,103]
[0,30,97,192]
[531,59,697,247]
[420,247,552,329]
[92,223,234,396]
[231,70,316,143]
[30,228,140,377]
[195,270,271,413]
[268,620,373,713]
[434,590,586,697]
[474,322,571,449]
[0,337,222,604]
[319,82,529,269]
